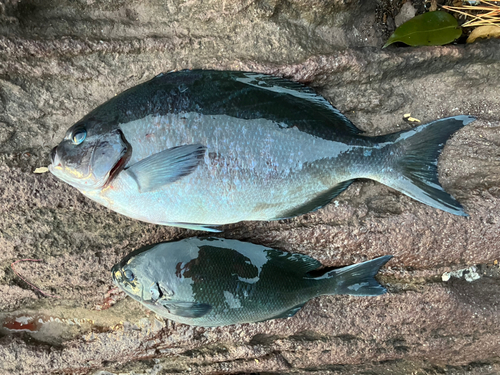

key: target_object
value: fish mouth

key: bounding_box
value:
[50,146,58,164]
[49,146,63,171]
[111,265,146,302]
[111,264,121,284]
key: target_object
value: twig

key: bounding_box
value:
[11,259,60,298]
[442,0,500,27]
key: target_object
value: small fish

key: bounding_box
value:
[50,70,475,231]
[112,237,392,327]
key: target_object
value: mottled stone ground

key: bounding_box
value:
[0,0,499,374]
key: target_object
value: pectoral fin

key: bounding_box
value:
[126,144,206,192]
[158,301,212,318]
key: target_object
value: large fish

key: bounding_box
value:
[50,70,475,231]
[112,237,392,327]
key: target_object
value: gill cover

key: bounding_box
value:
[50,122,129,190]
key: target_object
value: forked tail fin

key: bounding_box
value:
[375,115,475,216]
[314,255,392,296]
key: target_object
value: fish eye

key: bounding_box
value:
[123,269,135,282]
[72,129,87,145]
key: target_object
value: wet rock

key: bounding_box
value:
[1,0,500,374]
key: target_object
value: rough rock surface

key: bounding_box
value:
[1,0,500,374]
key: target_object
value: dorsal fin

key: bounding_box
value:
[263,249,322,275]
[231,72,362,135]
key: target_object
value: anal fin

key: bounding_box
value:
[265,303,306,321]
[274,180,354,220]
[165,222,222,232]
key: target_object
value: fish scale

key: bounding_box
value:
[103,113,356,223]
[50,70,474,230]
[183,251,310,324]
[112,238,392,326]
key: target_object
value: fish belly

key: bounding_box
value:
[152,282,313,327]
[92,113,368,225]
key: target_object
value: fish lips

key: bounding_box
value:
[111,263,121,285]
[50,146,58,164]
[48,137,97,181]
[49,145,66,171]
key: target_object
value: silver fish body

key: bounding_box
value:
[50,70,475,231]
[112,237,392,327]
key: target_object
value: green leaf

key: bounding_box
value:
[383,11,462,48]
